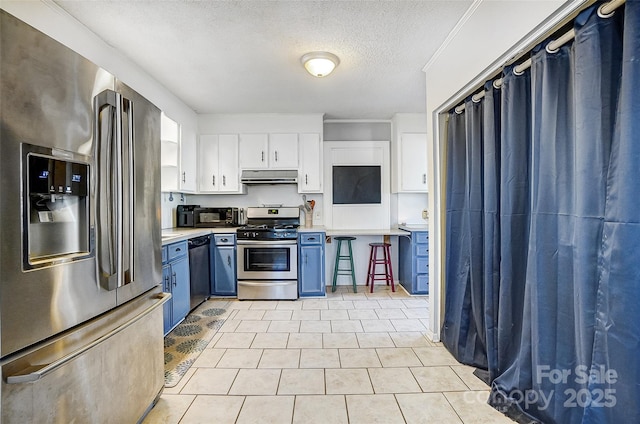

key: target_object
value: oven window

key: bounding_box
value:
[244,247,290,272]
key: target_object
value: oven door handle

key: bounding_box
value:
[237,240,297,246]
[238,281,296,287]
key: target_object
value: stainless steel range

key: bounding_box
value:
[236,207,300,300]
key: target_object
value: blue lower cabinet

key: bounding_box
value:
[211,234,237,296]
[398,231,429,295]
[298,233,325,297]
[162,241,191,335]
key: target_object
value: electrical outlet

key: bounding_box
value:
[422,209,429,219]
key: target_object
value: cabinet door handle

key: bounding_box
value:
[172,272,177,287]
[304,253,308,264]
[164,275,170,290]
[182,171,186,183]
[227,256,231,267]
[261,151,265,162]
[223,175,226,186]
[305,174,308,185]
[275,151,278,162]
[212,174,216,186]
[422,174,426,184]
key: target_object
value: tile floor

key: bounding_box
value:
[144,285,514,424]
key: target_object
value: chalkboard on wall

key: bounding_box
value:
[332,166,381,204]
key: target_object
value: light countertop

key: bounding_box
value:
[161,227,238,245]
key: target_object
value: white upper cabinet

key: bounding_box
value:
[298,133,322,193]
[161,112,197,193]
[199,134,241,193]
[398,133,428,192]
[239,133,298,169]
[179,126,198,193]
[268,133,298,169]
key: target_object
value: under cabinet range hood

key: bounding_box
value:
[241,169,298,185]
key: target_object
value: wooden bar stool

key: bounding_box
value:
[332,236,357,293]
[366,242,395,293]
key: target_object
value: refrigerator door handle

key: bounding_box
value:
[94,89,123,291]
[121,96,135,285]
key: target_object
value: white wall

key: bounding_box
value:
[422,0,570,341]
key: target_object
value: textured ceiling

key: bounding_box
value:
[54,0,472,119]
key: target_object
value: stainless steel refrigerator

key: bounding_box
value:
[0,10,169,423]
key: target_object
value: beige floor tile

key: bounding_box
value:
[375,299,406,309]
[376,347,422,367]
[451,365,489,390]
[325,368,374,394]
[228,369,281,395]
[233,310,266,320]
[258,348,301,368]
[213,333,256,348]
[444,391,514,423]
[339,348,382,368]
[323,333,359,348]
[226,301,251,310]
[345,394,405,423]
[375,308,407,319]
[347,309,378,320]
[356,332,395,348]
[365,290,394,299]
[291,309,320,320]
[217,319,241,332]
[390,319,428,332]
[327,300,355,309]
[331,320,364,333]
[299,348,341,368]
[263,310,293,320]
[402,308,430,319]
[191,348,226,368]
[300,320,332,333]
[352,300,381,309]
[410,366,468,392]
[249,301,278,310]
[389,332,434,348]
[179,395,244,424]
[268,320,301,333]
[361,319,396,332]
[250,332,289,348]
[216,348,263,368]
[142,394,195,424]
[181,368,239,394]
[275,300,303,310]
[402,299,429,308]
[235,320,270,332]
[396,393,463,423]
[162,367,197,395]
[321,309,350,320]
[302,299,329,310]
[277,368,325,394]
[368,367,421,394]
[292,395,348,424]
[236,395,294,424]
[287,333,323,348]
[413,346,460,366]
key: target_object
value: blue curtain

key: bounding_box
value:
[442,3,638,423]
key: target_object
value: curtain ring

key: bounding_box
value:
[597,3,616,18]
[546,43,560,54]
[454,105,465,114]
[513,67,525,76]
[493,79,502,89]
[472,92,483,103]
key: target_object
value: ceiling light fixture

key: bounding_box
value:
[301,51,340,77]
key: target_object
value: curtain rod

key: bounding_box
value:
[454,0,625,114]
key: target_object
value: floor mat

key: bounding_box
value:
[164,299,230,387]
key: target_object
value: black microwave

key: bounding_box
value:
[193,207,244,227]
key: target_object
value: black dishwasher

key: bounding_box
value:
[188,235,212,311]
